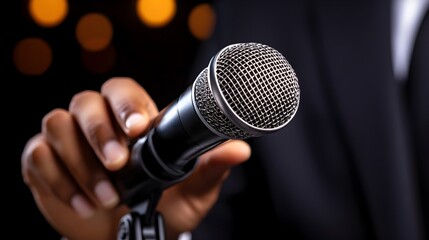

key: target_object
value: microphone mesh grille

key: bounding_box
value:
[195,68,253,139]
[195,42,300,139]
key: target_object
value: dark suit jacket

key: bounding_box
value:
[191,1,428,239]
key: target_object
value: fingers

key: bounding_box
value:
[22,77,159,221]
[69,77,159,171]
[22,133,96,219]
[101,77,159,137]
[69,90,129,171]
[42,109,120,210]
[22,134,130,239]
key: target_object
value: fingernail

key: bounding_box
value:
[102,140,127,164]
[125,113,146,131]
[71,194,94,219]
[94,180,119,208]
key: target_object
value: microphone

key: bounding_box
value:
[113,42,300,206]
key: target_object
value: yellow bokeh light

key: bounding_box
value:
[188,3,216,41]
[76,13,113,52]
[13,38,52,76]
[136,0,176,28]
[29,0,68,27]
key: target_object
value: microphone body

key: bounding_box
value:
[114,81,224,206]
[112,43,301,206]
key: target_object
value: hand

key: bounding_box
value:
[21,77,251,240]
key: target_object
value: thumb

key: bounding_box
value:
[157,140,251,237]
[187,139,252,193]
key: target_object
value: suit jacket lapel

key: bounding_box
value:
[311,1,424,239]
[408,8,429,234]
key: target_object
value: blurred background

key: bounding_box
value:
[6,0,215,238]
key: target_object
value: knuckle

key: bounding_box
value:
[69,90,99,111]
[21,140,48,186]
[42,109,71,133]
[101,77,135,93]
[27,143,49,168]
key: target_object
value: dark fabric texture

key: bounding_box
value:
[190,1,428,239]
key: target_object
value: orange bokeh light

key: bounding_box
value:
[13,38,52,75]
[76,13,113,52]
[136,0,176,28]
[188,3,216,41]
[29,0,68,27]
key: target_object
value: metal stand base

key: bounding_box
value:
[117,192,165,240]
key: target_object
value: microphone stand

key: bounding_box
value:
[117,191,165,240]
[114,119,220,239]
[113,135,201,240]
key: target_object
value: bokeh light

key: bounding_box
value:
[188,3,216,41]
[136,0,176,28]
[81,45,116,74]
[29,0,68,27]
[13,38,53,76]
[76,13,113,52]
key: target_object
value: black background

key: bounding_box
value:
[6,0,206,238]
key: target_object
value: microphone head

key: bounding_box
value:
[193,42,300,139]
